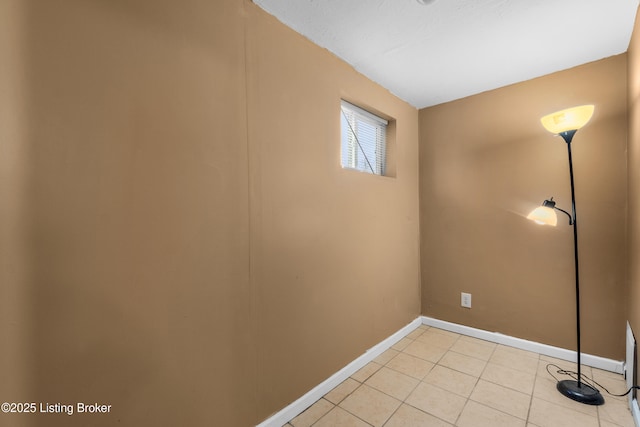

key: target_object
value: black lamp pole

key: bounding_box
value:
[553,129,604,405]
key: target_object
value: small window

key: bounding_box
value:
[340,100,388,176]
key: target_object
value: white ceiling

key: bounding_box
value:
[253,0,639,108]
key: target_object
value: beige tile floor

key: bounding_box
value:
[284,325,636,427]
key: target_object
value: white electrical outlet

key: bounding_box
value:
[461,292,472,308]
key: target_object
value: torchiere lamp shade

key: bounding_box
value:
[540,105,595,134]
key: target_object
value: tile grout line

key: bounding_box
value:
[336,335,419,427]
[396,330,459,426]
[525,372,538,426]
[447,332,472,427]
[372,334,424,426]
[453,339,499,426]
[377,328,452,426]
[380,334,424,427]
[387,329,458,426]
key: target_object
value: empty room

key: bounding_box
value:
[2,0,640,426]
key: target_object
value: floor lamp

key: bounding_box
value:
[527,104,605,405]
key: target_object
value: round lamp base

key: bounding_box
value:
[557,380,604,405]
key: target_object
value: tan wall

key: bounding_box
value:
[246,7,420,418]
[16,0,255,425]
[419,56,628,359]
[628,8,640,352]
[0,3,34,427]
[0,0,420,425]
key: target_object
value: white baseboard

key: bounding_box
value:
[632,398,640,427]
[256,317,422,427]
[257,315,625,426]
[421,316,624,374]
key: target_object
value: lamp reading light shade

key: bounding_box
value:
[527,204,557,226]
[540,105,594,134]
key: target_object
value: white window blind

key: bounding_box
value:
[340,100,387,176]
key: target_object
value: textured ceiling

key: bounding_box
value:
[253,0,639,108]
